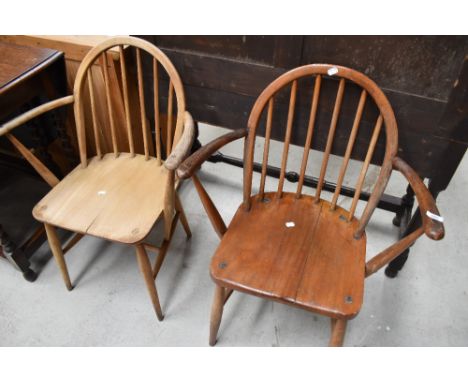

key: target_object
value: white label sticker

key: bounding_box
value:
[426,211,444,223]
[285,221,295,228]
[327,67,339,76]
[97,190,107,196]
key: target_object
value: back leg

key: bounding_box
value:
[175,192,191,238]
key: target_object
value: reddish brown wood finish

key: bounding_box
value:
[331,89,367,209]
[177,63,445,346]
[192,174,227,239]
[365,227,424,277]
[314,78,345,202]
[209,285,225,346]
[276,80,297,199]
[177,128,248,179]
[329,318,347,346]
[296,75,321,197]
[392,157,444,240]
[259,98,274,199]
[210,193,366,319]
[244,64,399,227]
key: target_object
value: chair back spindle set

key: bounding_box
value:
[243,66,396,232]
[0,37,444,346]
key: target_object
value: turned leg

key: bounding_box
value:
[0,225,37,282]
[387,181,441,278]
[163,171,175,241]
[393,184,415,227]
[135,244,164,321]
[44,223,72,291]
[329,318,347,347]
[224,288,233,303]
[175,193,191,238]
[209,284,225,346]
[385,206,422,278]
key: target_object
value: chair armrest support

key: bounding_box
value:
[392,156,445,240]
[365,156,445,277]
[365,227,424,277]
[0,96,74,137]
[176,128,248,179]
[164,111,196,171]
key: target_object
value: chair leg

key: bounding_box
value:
[163,205,173,241]
[44,223,73,291]
[329,318,347,347]
[224,288,233,304]
[175,193,191,238]
[163,171,175,241]
[151,212,181,278]
[135,244,164,321]
[209,284,226,346]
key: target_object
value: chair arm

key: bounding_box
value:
[164,111,196,171]
[0,96,74,137]
[176,128,248,179]
[392,156,445,240]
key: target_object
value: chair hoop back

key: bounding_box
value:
[73,36,186,167]
[243,64,399,238]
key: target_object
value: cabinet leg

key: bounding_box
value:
[393,184,414,227]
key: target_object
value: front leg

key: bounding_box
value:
[135,244,164,321]
[329,318,347,346]
[209,284,226,346]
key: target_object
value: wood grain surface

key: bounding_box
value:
[0,42,56,90]
[210,193,366,319]
[33,153,168,244]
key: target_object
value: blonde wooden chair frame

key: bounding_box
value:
[0,36,195,322]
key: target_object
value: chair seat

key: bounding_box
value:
[33,153,169,244]
[210,192,367,319]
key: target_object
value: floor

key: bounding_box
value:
[1,123,467,346]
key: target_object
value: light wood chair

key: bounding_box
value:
[0,36,195,321]
[178,64,445,346]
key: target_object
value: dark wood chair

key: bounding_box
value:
[0,36,194,321]
[178,64,445,346]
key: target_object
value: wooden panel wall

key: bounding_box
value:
[136,35,468,179]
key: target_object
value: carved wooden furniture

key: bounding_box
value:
[0,42,68,281]
[140,36,467,277]
[0,36,194,320]
[386,56,468,276]
[178,64,445,346]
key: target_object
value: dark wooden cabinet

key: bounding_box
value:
[0,42,68,281]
